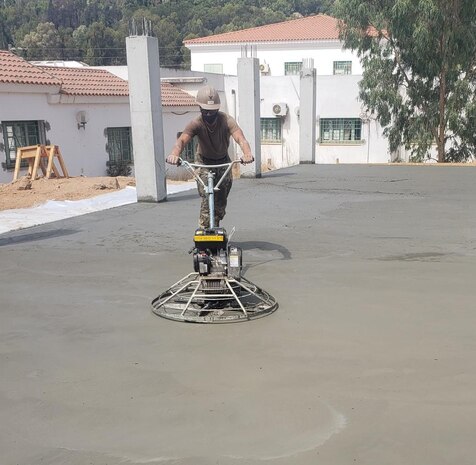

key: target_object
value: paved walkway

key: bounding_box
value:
[1,165,475,465]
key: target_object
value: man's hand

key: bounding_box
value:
[240,153,254,165]
[166,154,180,165]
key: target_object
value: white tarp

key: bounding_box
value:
[0,183,196,235]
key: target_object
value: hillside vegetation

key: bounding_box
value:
[0,0,333,67]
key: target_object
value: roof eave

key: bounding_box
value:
[0,82,62,94]
[185,38,342,48]
[51,94,130,104]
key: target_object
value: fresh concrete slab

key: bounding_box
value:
[1,165,475,465]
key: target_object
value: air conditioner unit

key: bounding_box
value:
[272,102,288,116]
[259,63,270,74]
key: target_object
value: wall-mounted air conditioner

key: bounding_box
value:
[272,102,288,117]
[259,63,270,74]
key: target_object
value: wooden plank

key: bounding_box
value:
[54,146,69,178]
[45,146,55,178]
[13,145,40,181]
[30,146,42,180]
[13,148,22,181]
[39,157,47,176]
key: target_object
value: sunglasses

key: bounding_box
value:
[200,109,218,116]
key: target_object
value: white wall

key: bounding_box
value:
[315,75,390,164]
[0,91,130,183]
[257,76,300,169]
[189,41,363,77]
[221,73,390,168]
[0,89,199,184]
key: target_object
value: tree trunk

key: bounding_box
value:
[437,22,450,163]
[437,68,447,163]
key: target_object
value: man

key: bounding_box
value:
[166,85,254,228]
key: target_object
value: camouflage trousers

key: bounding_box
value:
[196,154,233,228]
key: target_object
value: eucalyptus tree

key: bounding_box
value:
[334,0,476,162]
[19,22,63,60]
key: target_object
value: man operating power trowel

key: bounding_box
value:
[166,85,254,228]
[153,86,278,322]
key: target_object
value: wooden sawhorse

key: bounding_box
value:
[13,144,69,181]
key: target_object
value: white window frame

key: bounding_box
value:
[204,63,223,74]
[284,61,302,76]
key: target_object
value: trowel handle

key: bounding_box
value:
[178,159,240,190]
[181,159,241,169]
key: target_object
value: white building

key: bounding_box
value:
[184,14,363,77]
[0,51,199,185]
[184,14,392,166]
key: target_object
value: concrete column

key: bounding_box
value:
[299,58,317,164]
[126,36,166,202]
[237,57,261,178]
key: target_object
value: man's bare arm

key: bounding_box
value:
[166,132,192,165]
[231,128,254,164]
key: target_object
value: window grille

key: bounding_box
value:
[333,61,352,75]
[106,127,133,164]
[320,118,362,143]
[260,118,282,143]
[1,120,45,169]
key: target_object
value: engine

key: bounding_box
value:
[192,228,242,280]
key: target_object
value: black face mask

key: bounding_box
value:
[201,110,218,124]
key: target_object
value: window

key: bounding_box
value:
[177,132,196,161]
[333,61,352,75]
[260,118,282,143]
[284,61,302,76]
[320,118,362,143]
[106,127,133,164]
[204,63,223,74]
[1,120,46,169]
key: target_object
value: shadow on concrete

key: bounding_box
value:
[233,240,291,273]
[0,228,78,247]
[261,171,296,178]
[166,192,198,203]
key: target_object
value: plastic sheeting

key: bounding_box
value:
[0,182,195,235]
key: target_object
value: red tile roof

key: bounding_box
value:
[0,50,61,86]
[184,14,341,45]
[0,51,197,106]
[40,66,129,96]
[160,82,197,107]
[42,67,197,105]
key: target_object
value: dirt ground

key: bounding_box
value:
[0,162,247,212]
[0,176,137,211]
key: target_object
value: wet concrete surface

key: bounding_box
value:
[1,164,475,464]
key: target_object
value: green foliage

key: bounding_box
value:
[19,22,62,60]
[1,0,333,67]
[334,0,476,162]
